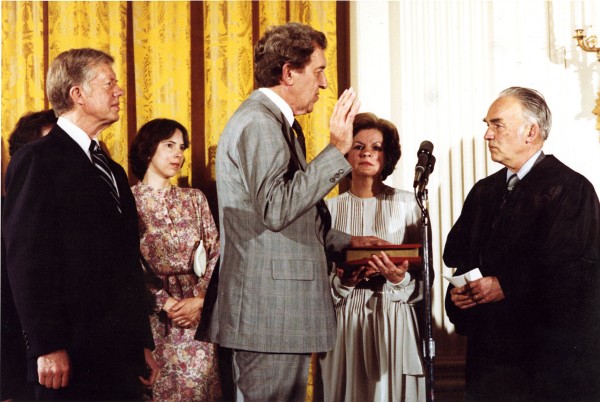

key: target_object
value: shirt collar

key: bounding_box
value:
[508,149,543,181]
[258,88,294,127]
[57,117,95,160]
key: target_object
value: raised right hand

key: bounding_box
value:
[329,88,361,154]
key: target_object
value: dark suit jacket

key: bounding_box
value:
[1,197,29,400]
[2,125,154,387]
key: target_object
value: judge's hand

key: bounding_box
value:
[450,286,477,310]
[369,252,408,284]
[38,349,71,389]
[330,88,361,154]
[450,276,505,309]
[349,236,391,248]
[139,348,159,386]
[466,276,505,304]
[168,295,204,328]
[336,264,379,287]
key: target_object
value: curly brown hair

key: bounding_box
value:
[254,22,327,88]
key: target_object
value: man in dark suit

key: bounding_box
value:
[444,87,600,401]
[3,48,158,400]
[207,23,386,401]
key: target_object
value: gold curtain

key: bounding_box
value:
[132,1,192,180]
[203,1,254,182]
[1,1,47,179]
[2,0,341,199]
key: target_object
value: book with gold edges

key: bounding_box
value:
[345,243,422,266]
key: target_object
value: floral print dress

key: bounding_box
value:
[132,183,221,402]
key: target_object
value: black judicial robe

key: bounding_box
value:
[444,155,600,402]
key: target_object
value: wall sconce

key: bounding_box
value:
[573,29,600,61]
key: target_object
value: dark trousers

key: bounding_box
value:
[34,379,146,401]
[30,353,147,401]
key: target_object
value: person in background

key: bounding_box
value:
[1,109,56,401]
[317,112,426,402]
[445,87,600,401]
[7,109,57,157]
[205,22,386,402]
[129,118,221,401]
[2,48,157,401]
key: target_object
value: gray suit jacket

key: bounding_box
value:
[210,90,351,353]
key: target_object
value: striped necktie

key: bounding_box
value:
[89,141,121,213]
[506,173,520,192]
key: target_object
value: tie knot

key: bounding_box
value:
[89,141,100,154]
[507,174,519,191]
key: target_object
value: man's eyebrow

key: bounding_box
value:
[483,117,502,124]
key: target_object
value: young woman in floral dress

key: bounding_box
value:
[129,119,221,401]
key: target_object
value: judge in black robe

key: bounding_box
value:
[444,87,600,402]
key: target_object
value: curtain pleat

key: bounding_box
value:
[258,1,287,34]
[132,1,192,183]
[204,1,254,182]
[1,1,47,175]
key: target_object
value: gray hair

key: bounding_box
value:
[498,87,552,140]
[46,48,115,115]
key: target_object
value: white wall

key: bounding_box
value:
[350,0,600,332]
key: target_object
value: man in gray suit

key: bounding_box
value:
[209,23,386,401]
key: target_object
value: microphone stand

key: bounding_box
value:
[416,182,435,402]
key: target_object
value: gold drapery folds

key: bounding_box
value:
[1,1,341,201]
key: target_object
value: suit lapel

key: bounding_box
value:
[51,127,123,217]
[253,91,307,171]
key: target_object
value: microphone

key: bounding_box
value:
[413,141,434,188]
[417,154,436,193]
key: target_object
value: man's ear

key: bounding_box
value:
[70,86,84,105]
[526,123,541,144]
[281,63,294,86]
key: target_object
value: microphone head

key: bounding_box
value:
[414,141,434,188]
[418,141,434,155]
